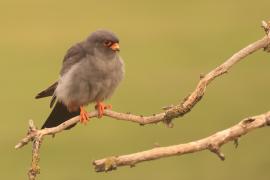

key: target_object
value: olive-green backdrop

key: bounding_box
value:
[1,0,269,179]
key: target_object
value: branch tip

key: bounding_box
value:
[94,156,118,172]
[261,20,270,52]
[261,20,270,34]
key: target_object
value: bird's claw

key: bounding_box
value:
[79,106,89,124]
[95,102,112,118]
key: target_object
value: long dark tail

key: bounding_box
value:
[42,101,80,129]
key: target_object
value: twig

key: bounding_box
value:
[93,111,270,172]
[28,137,42,180]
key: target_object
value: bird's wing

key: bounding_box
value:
[60,42,87,76]
[35,42,87,108]
[35,81,58,99]
[35,81,58,108]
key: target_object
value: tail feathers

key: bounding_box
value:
[42,101,80,129]
[35,82,58,99]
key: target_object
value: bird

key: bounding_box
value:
[35,30,125,129]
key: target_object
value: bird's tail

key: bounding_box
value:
[41,101,80,129]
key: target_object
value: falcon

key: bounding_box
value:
[36,30,124,129]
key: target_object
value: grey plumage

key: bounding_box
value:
[36,30,124,129]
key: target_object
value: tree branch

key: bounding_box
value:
[93,111,270,172]
[15,21,270,180]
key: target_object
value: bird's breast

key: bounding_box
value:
[56,55,124,107]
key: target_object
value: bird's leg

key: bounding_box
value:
[95,102,112,118]
[79,106,89,124]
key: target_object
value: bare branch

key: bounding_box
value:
[164,35,270,122]
[28,136,42,180]
[93,111,270,172]
[15,22,270,180]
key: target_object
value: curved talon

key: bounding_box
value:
[80,106,89,124]
[95,102,112,118]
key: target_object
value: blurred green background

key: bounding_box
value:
[1,0,270,179]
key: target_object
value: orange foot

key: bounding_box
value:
[95,102,112,118]
[80,106,89,124]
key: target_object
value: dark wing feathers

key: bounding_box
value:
[35,42,87,108]
[50,94,57,108]
[60,42,87,75]
[35,82,58,99]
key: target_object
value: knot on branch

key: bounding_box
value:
[208,143,225,161]
[164,94,204,123]
[240,117,264,129]
[199,73,205,79]
[242,117,255,125]
[163,105,187,123]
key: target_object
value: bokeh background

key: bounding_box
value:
[1,0,270,179]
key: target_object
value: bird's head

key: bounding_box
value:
[86,30,120,55]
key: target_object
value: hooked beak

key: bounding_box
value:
[110,43,120,52]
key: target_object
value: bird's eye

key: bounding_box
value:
[104,40,112,47]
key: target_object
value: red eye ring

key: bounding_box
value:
[104,40,112,47]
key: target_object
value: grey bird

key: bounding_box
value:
[35,30,124,129]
